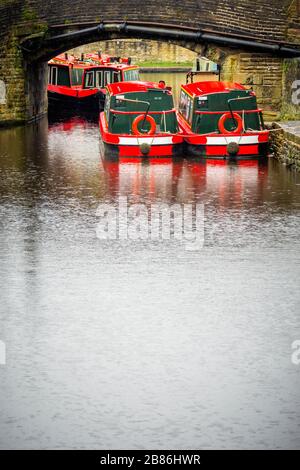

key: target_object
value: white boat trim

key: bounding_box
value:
[206,135,259,145]
[119,136,174,145]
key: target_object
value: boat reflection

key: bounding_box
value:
[48,109,99,128]
[45,115,270,208]
[101,153,269,206]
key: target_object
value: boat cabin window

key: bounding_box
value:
[113,71,120,83]
[48,66,58,86]
[48,66,71,87]
[86,70,121,89]
[95,71,103,88]
[179,89,193,124]
[104,71,111,85]
[123,69,139,81]
[85,71,95,88]
[71,68,84,86]
[103,71,120,86]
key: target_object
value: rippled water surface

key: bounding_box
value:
[0,74,300,449]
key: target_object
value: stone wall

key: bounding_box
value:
[68,40,197,64]
[281,1,300,120]
[0,33,25,125]
[0,1,23,124]
[222,53,284,121]
[0,1,48,125]
[281,58,300,120]
[270,122,300,171]
[287,0,300,43]
[19,0,289,40]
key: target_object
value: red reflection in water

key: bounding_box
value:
[102,157,185,201]
[47,116,269,206]
[102,156,269,206]
[48,117,93,133]
[204,158,269,208]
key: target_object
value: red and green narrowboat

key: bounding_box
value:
[177,81,269,158]
[48,54,140,112]
[99,81,184,158]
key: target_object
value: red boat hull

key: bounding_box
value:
[99,113,184,158]
[177,113,269,158]
[48,85,105,112]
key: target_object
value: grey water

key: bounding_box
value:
[0,73,299,449]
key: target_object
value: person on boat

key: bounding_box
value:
[158,80,166,89]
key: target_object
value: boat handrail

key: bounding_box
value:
[109,108,176,115]
[111,97,152,126]
[194,109,262,115]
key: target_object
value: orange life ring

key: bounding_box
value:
[132,114,156,136]
[218,112,243,134]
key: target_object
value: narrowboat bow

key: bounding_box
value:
[99,82,184,158]
[177,81,269,158]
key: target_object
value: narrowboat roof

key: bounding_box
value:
[85,64,139,71]
[48,57,90,67]
[48,60,92,69]
[181,81,247,97]
[48,56,138,71]
[107,81,170,96]
[84,53,131,64]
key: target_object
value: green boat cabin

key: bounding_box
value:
[104,82,179,135]
[179,81,264,134]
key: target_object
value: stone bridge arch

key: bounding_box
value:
[0,0,299,125]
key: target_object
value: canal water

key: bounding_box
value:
[0,73,300,449]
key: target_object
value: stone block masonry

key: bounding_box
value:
[270,122,300,171]
[69,40,197,65]
[18,0,288,41]
[0,1,48,125]
[220,52,284,121]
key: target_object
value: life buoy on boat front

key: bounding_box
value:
[218,112,243,134]
[132,114,156,136]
